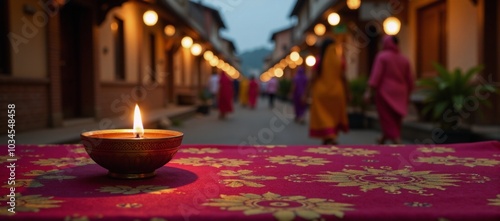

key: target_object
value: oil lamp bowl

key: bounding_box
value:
[80,129,183,179]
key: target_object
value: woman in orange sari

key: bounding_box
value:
[308,38,349,145]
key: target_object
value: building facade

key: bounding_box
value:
[267,0,499,125]
[0,0,238,132]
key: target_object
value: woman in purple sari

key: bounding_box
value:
[291,66,308,123]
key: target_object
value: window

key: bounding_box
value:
[113,17,125,80]
[0,0,11,75]
[149,33,156,82]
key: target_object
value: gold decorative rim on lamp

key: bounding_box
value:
[81,129,183,179]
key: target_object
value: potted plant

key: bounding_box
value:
[278,78,292,101]
[348,75,368,128]
[417,63,497,143]
[196,88,211,115]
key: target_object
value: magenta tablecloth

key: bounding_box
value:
[1,141,500,220]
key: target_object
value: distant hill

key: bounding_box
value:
[239,47,272,77]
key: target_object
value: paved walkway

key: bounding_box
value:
[15,96,495,146]
[176,98,389,145]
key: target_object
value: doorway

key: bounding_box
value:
[417,0,447,77]
[59,1,95,119]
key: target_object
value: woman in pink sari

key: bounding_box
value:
[364,36,414,144]
[248,76,259,109]
[218,72,234,119]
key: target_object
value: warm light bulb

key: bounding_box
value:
[314,23,326,36]
[290,51,300,62]
[203,50,214,61]
[164,25,176,36]
[217,60,225,69]
[305,55,316,67]
[181,36,193,48]
[110,22,118,31]
[133,104,144,138]
[210,56,219,67]
[296,57,304,65]
[347,0,361,10]
[233,72,240,79]
[328,13,340,26]
[383,16,401,35]
[274,68,284,77]
[306,33,317,46]
[190,43,202,56]
[143,10,158,26]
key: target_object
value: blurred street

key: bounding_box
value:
[177,97,385,145]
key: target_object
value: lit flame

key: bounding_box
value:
[133,104,144,138]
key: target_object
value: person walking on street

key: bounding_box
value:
[364,35,414,144]
[209,72,219,108]
[239,77,249,107]
[291,66,308,123]
[248,76,259,109]
[307,38,349,145]
[266,76,279,109]
[218,71,234,120]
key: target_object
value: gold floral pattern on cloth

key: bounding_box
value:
[266,155,330,167]
[488,194,500,206]
[415,156,500,167]
[64,214,101,221]
[316,167,460,195]
[203,192,353,221]
[0,194,63,216]
[218,170,276,188]
[70,147,87,154]
[116,203,142,208]
[179,147,222,154]
[172,157,251,168]
[253,145,287,149]
[405,202,432,207]
[417,147,455,153]
[0,155,18,164]
[98,185,175,195]
[31,157,95,167]
[454,173,491,184]
[24,169,76,180]
[1,179,43,188]
[284,174,317,183]
[304,146,380,157]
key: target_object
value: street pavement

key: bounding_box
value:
[174,97,386,146]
